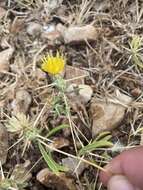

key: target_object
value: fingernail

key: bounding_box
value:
[108,175,135,190]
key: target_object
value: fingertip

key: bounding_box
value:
[100,165,113,185]
[100,155,123,185]
[100,146,143,189]
[108,175,135,190]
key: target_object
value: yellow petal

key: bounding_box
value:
[41,52,65,75]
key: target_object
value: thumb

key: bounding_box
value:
[100,146,143,189]
[107,175,136,190]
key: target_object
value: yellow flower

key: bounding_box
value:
[41,52,65,75]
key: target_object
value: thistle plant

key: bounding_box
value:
[4,51,107,178]
[40,52,80,165]
[5,113,48,155]
[6,113,39,142]
[0,178,25,190]
[41,52,68,114]
[0,161,31,190]
[0,175,28,190]
[129,35,143,68]
[5,112,68,175]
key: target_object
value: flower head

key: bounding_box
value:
[41,52,65,75]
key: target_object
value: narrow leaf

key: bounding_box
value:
[39,143,59,174]
[47,124,69,138]
[79,140,113,156]
[95,131,111,141]
[39,143,68,173]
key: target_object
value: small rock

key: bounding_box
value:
[0,47,14,72]
[78,84,93,103]
[131,88,142,97]
[42,24,61,41]
[43,0,63,12]
[67,84,93,103]
[11,89,32,114]
[94,0,110,12]
[49,137,70,149]
[58,25,99,44]
[66,83,77,94]
[0,7,6,19]
[56,23,66,34]
[62,157,88,176]
[65,65,89,85]
[27,22,42,37]
[0,124,8,165]
[90,90,132,137]
[37,168,77,190]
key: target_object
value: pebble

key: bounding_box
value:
[90,90,133,137]
[11,89,32,114]
[67,84,93,103]
[65,65,89,85]
[58,25,99,44]
[0,47,14,72]
[37,168,77,190]
[62,157,88,176]
[27,22,42,37]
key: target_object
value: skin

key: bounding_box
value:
[100,146,143,189]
